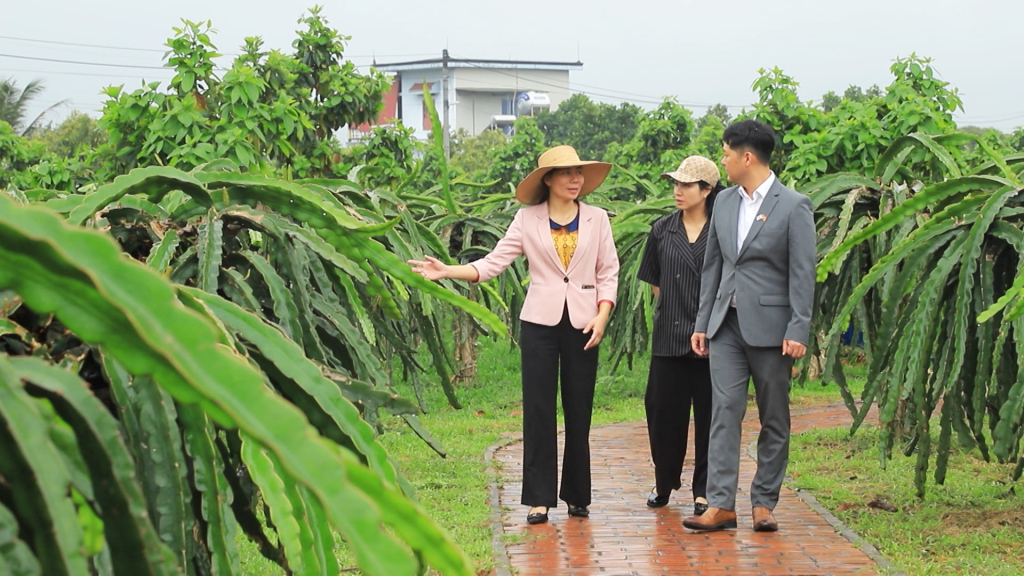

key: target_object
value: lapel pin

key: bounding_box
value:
[756,214,768,222]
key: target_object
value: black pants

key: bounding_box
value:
[519,307,599,508]
[645,355,712,499]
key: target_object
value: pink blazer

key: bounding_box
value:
[471,201,620,329]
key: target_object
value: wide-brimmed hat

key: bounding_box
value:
[515,145,612,205]
[662,155,721,186]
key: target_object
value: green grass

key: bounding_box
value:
[789,424,1024,575]
[237,340,867,574]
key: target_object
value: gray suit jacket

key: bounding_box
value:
[694,178,816,347]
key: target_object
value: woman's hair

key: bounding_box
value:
[536,168,556,204]
[536,184,551,204]
[698,180,725,217]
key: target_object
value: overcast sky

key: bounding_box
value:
[4,0,1023,133]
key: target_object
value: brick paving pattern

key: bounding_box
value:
[493,403,882,576]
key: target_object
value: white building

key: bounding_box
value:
[353,55,582,141]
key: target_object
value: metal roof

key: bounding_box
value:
[373,57,583,72]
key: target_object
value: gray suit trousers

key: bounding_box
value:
[707,309,793,511]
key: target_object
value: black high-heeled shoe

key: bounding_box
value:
[526,507,549,525]
[693,501,709,516]
[567,504,589,517]
[647,490,670,508]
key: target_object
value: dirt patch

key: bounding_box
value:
[932,508,1024,534]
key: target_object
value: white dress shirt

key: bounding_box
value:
[731,171,776,306]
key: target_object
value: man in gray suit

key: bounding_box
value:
[683,120,816,532]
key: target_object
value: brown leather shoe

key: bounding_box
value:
[682,506,737,531]
[752,506,778,532]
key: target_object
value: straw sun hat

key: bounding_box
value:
[514,145,612,205]
[662,155,721,186]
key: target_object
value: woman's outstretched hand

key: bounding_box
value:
[408,255,449,281]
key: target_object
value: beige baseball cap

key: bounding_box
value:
[662,155,721,186]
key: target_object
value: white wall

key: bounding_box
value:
[452,68,572,136]
[454,92,507,134]
[453,68,572,107]
[392,66,574,140]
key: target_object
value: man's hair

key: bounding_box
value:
[722,120,776,165]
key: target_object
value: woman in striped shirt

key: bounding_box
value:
[637,155,724,514]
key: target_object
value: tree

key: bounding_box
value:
[97,8,389,179]
[0,78,67,136]
[747,55,967,185]
[603,99,695,197]
[450,128,506,177]
[30,111,107,158]
[687,109,729,166]
[0,120,34,188]
[694,103,732,132]
[484,117,547,195]
[340,122,419,189]
[534,93,642,161]
[0,116,100,193]
[1008,127,1024,152]
[821,91,842,113]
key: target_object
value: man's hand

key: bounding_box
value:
[691,332,708,356]
[583,313,609,350]
[782,340,806,359]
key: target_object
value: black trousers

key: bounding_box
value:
[645,355,712,499]
[519,307,599,508]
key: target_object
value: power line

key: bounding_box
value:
[555,81,659,100]
[955,111,1024,124]
[5,43,744,109]
[0,35,434,62]
[449,58,663,105]
[0,51,420,78]
[456,72,665,104]
[567,79,745,107]
[0,53,166,70]
[33,100,99,107]
[0,34,166,53]
[0,34,241,58]
[451,75,656,106]
[448,54,747,109]
[446,52,704,106]
[353,52,437,59]
[2,67,172,79]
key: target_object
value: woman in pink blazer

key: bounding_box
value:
[410,145,620,525]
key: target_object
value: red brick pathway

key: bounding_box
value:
[491,403,884,576]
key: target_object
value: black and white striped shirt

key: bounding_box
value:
[637,212,709,358]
